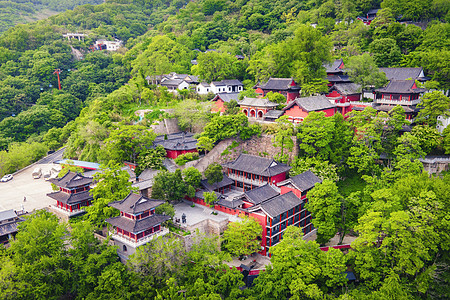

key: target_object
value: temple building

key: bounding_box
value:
[153,132,198,159]
[211,93,239,113]
[47,172,93,217]
[282,95,337,124]
[324,59,351,87]
[325,83,362,116]
[254,78,301,102]
[189,155,321,256]
[106,192,170,258]
[223,154,291,191]
[0,210,25,245]
[238,97,279,119]
[374,80,426,120]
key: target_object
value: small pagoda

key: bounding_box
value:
[106,192,170,256]
[47,171,93,217]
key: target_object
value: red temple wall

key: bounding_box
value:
[212,99,226,113]
[166,148,198,159]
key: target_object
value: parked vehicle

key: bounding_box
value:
[32,167,42,179]
[43,170,52,181]
[0,174,13,182]
[51,165,62,174]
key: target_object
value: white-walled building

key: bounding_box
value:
[94,39,123,51]
[197,79,243,95]
[437,113,450,133]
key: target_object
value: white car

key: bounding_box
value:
[0,174,13,182]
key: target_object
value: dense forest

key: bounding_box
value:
[0,0,104,33]
[0,0,450,299]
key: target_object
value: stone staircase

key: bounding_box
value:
[192,138,236,173]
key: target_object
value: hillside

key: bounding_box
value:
[0,0,104,34]
[0,0,449,299]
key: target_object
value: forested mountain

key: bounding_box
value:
[0,0,450,299]
[0,0,104,34]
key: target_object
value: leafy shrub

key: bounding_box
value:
[174,152,199,165]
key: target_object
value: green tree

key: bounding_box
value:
[192,51,245,82]
[172,99,212,133]
[369,38,402,67]
[204,162,223,189]
[252,226,347,299]
[203,191,218,205]
[200,113,260,143]
[346,53,388,92]
[393,133,426,160]
[222,216,262,257]
[155,202,175,218]
[151,169,190,202]
[272,115,294,163]
[101,124,156,164]
[85,163,133,227]
[182,166,202,188]
[224,99,240,115]
[290,157,339,182]
[136,145,167,175]
[411,125,441,154]
[416,91,450,127]
[443,126,450,154]
[297,111,334,160]
[307,179,354,245]
[4,210,70,299]
[265,91,287,105]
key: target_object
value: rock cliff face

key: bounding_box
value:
[219,134,298,164]
[193,134,298,172]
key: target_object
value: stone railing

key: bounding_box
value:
[375,99,420,106]
[111,227,169,248]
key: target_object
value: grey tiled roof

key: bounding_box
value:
[138,169,160,182]
[375,105,417,113]
[108,192,165,214]
[212,81,226,86]
[46,190,93,205]
[326,74,351,83]
[244,184,279,205]
[161,79,185,87]
[121,165,136,181]
[212,93,239,103]
[224,154,291,177]
[48,172,92,188]
[260,191,302,218]
[278,171,322,192]
[0,209,17,222]
[284,95,336,112]
[154,132,198,151]
[221,79,243,86]
[201,175,234,191]
[379,68,423,81]
[238,97,278,108]
[0,220,24,236]
[132,180,154,191]
[264,110,284,120]
[216,197,244,209]
[324,59,344,73]
[194,189,223,200]
[376,80,426,94]
[106,214,170,234]
[331,83,361,95]
[258,78,301,91]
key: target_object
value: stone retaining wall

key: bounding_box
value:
[217,134,298,164]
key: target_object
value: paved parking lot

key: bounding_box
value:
[0,163,56,212]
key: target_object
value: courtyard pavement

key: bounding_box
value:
[173,201,241,227]
[0,163,56,212]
